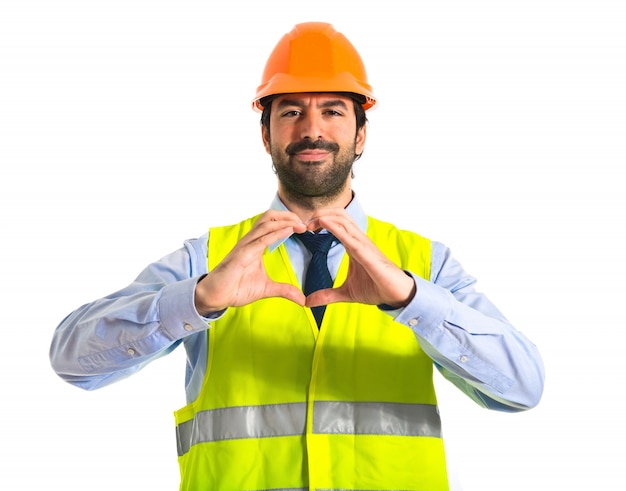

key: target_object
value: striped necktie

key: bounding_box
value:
[294,232,336,327]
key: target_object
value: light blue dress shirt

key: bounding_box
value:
[50,194,544,411]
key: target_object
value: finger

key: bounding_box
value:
[307,212,366,251]
[239,214,306,251]
[247,223,306,249]
[305,287,350,308]
[265,282,307,306]
[262,209,307,231]
[306,208,351,233]
[316,215,379,264]
[253,212,306,239]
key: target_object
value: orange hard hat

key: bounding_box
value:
[252,22,377,112]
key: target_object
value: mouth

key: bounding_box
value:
[293,150,331,162]
[286,140,340,161]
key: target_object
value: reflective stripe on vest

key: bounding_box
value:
[176,401,441,456]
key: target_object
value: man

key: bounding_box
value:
[50,22,544,491]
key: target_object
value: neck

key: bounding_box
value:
[278,184,353,223]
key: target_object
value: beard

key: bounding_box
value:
[270,138,356,209]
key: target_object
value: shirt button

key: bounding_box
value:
[408,318,419,327]
[183,323,194,332]
[127,348,136,356]
[460,355,469,363]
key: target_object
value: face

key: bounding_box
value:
[262,93,366,208]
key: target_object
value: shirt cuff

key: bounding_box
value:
[391,273,451,329]
[159,275,218,339]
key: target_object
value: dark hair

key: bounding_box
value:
[260,93,368,133]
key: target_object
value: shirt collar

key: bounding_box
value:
[268,192,368,252]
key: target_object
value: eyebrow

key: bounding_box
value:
[275,97,350,111]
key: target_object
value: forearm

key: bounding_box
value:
[396,244,544,411]
[49,237,211,390]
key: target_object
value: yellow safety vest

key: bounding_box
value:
[174,214,449,491]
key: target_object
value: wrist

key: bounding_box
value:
[194,275,224,317]
[387,271,416,309]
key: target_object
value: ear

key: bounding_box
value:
[355,124,367,155]
[261,125,271,154]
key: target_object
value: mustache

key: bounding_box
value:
[286,139,340,156]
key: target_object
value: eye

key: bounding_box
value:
[280,110,301,118]
[324,109,344,117]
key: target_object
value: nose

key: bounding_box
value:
[299,111,323,140]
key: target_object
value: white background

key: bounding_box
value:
[1,1,624,489]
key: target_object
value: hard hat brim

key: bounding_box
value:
[252,73,377,112]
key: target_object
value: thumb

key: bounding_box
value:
[266,282,307,306]
[305,287,349,308]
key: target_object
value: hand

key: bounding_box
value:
[194,210,307,316]
[304,209,417,309]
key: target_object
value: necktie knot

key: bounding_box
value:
[295,232,336,254]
